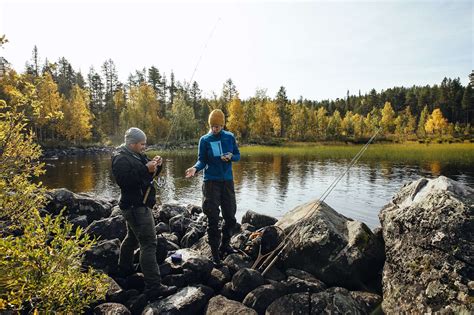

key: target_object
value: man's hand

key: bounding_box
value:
[153,155,163,166]
[221,152,233,162]
[146,160,158,173]
[185,167,197,178]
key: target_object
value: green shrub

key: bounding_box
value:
[0,213,108,312]
[0,72,107,312]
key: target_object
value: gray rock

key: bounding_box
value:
[350,290,383,314]
[186,204,202,216]
[162,270,194,288]
[379,176,473,314]
[230,230,253,254]
[240,223,257,232]
[155,222,170,234]
[45,188,113,221]
[69,215,89,230]
[83,238,120,273]
[161,232,179,245]
[231,268,266,296]
[241,210,278,229]
[276,200,384,290]
[125,293,147,314]
[265,292,309,315]
[169,214,193,237]
[191,235,212,258]
[243,283,286,315]
[93,302,130,315]
[85,215,126,241]
[156,203,191,225]
[223,254,253,276]
[181,227,204,248]
[143,285,214,314]
[310,287,380,314]
[285,268,321,283]
[205,295,257,315]
[282,276,326,294]
[110,205,122,217]
[220,282,245,302]
[261,266,286,282]
[164,248,214,283]
[105,276,126,303]
[206,266,231,292]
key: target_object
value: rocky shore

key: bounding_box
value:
[15,176,474,314]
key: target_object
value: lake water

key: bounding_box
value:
[39,147,474,229]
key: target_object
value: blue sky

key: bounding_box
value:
[1,0,472,101]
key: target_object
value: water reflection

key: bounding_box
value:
[39,151,474,230]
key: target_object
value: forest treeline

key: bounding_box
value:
[1,46,473,146]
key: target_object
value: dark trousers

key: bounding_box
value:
[202,180,237,250]
[119,206,161,289]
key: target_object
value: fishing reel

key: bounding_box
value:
[152,176,166,189]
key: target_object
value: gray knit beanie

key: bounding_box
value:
[125,127,146,145]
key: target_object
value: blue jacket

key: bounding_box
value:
[193,130,240,181]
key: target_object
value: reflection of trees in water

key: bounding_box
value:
[429,161,442,176]
[292,157,312,188]
[273,155,290,201]
[379,161,394,179]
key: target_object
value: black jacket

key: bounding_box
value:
[111,145,161,209]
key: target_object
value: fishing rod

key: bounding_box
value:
[254,127,382,276]
[143,18,221,204]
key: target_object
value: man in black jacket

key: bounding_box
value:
[112,127,176,300]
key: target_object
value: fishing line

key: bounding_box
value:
[255,128,382,275]
[144,17,221,201]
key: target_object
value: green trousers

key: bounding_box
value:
[119,206,161,289]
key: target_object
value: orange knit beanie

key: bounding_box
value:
[208,109,225,126]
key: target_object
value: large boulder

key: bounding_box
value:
[155,203,191,225]
[265,292,309,315]
[379,176,473,314]
[241,210,278,229]
[275,200,384,290]
[265,288,381,315]
[143,285,214,314]
[243,283,286,315]
[231,268,266,296]
[85,215,127,241]
[45,188,113,221]
[83,238,120,273]
[164,248,214,283]
[205,295,257,315]
[310,287,381,314]
[206,266,231,292]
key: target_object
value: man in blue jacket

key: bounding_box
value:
[185,109,240,266]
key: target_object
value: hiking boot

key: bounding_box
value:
[145,284,178,301]
[219,244,238,257]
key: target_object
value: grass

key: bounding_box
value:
[239,142,474,164]
[146,142,474,165]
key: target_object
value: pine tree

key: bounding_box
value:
[462,84,473,124]
[275,86,290,137]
